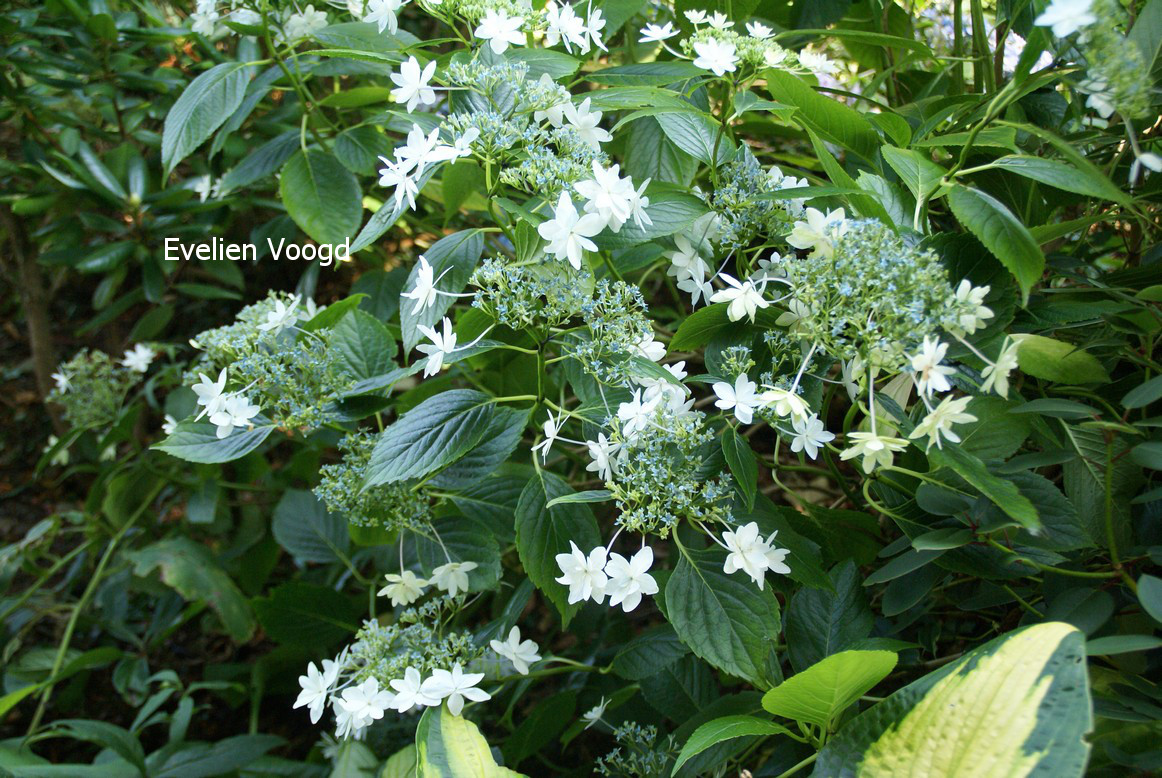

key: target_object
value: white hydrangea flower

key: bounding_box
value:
[475,9,525,54]
[120,343,156,373]
[490,626,542,674]
[604,546,659,612]
[692,38,738,76]
[421,664,491,716]
[910,395,977,451]
[390,56,437,112]
[430,561,477,597]
[713,373,761,425]
[554,541,608,604]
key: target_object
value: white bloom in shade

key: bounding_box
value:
[910,395,977,451]
[710,274,769,323]
[295,661,340,724]
[582,697,608,729]
[378,158,419,210]
[684,9,707,24]
[617,389,660,437]
[416,317,457,377]
[787,207,848,258]
[210,394,260,439]
[565,98,611,147]
[538,191,606,270]
[1034,0,1095,37]
[798,49,838,77]
[334,701,367,740]
[585,433,620,481]
[339,677,394,728]
[44,435,69,467]
[377,570,429,606]
[575,162,635,232]
[431,561,477,597]
[544,1,587,51]
[981,338,1020,398]
[692,38,738,76]
[627,178,652,229]
[665,235,710,284]
[640,22,677,42]
[258,295,301,335]
[51,370,71,393]
[632,334,666,362]
[475,9,525,54]
[162,414,179,436]
[364,0,403,34]
[394,124,441,174]
[746,21,773,39]
[605,546,659,612]
[421,664,491,716]
[757,387,804,422]
[554,541,608,604]
[721,522,791,589]
[532,410,565,462]
[490,626,541,674]
[790,414,834,460]
[284,4,328,40]
[533,74,570,126]
[910,337,955,399]
[713,373,760,425]
[950,279,994,336]
[191,9,218,35]
[391,56,437,112]
[402,255,447,314]
[679,277,714,307]
[389,667,437,713]
[840,431,909,474]
[192,368,228,420]
[584,7,608,52]
[706,11,732,29]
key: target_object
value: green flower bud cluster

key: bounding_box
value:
[595,723,676,778]
[349,616,482,687]
[185,291,295,368]
[471,256,593,331]
[568,281,655,387]
[437,0,531,26]
[702,159,794,249]
[1081,0,1152,119]
[47,349,139,430]
[228,335,353,434]
[316,432,432,530]
[774,219,959,369]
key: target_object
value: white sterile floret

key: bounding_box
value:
[786,207,848,258]
[713,373,761,425]
[631,333,666,362]
[391,56,437,112]
[910,336,955,399]
[760,386,810,421]
[790,414,834,460]
[840,431,909,474]
[910,395,977,451]
[416,317,457,377]
[294,660,340,724]
[337,677,394,732]
[475,9,525,54]
[981,338,1020,398]
[565,98,611,147]
[120,343,156,373]
[421,664,491,716]
[544,1,586,51]
[555,541,608,604]
[692,38,739,76]
[364,0,403,34]
[585,432,620,481]
[258,295,300,335]
[574,161,637,232]
[402,255,447,314]
[604,546,659,612]
[192,368,228,420]
[210,394,260,439]
[746,21,773,39]
[721,522,791,589]
[377,570,429,606]
[52,370,71,393]
[951,279,994,335]
[389,667,438,712]
[798,49,838,77]
[430,561,477,597]
[710,274,769,322]
[666,235,709,284]
[538,191,605,270]
[640,22,678,43]
[490,626,542,674]
[617,389,660,437]
[583,697,608,728]
[532,409,565,462]
[1034,0,1095,38]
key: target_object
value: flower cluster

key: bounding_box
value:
[315,433,433,530]
[48,347,153,430]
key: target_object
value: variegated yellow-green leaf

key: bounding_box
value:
[815,622,1091,777]
[415,705,526,778]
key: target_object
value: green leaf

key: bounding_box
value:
[655,110,732,166]
[928,444,1041,530]
[765,69,880,162]
[948,184,1050,304]
[762,650,898,728]
[586,62,704,86]
[1085,634,1162,655]
[331,309,397,380]
[721,426,758,510]
[50,720,146,777]
[365,390,496,486]
[1127,0,1162,75]
[947,185,1045,302]
[815,623,1092,776]
[1138,574,1162,622]
[401,230,485,353]
[1010,334,1110,384]
[785,560,874,672]
[153,419,274,464]
[881,146,946,202]
[271,489,350,565]
[162,63,249,175]
[415,516,501,593]
[415,705,526,777]
[514,470,602,625]
[279,150,362,246]
[252,582,362,646]
[666,546,781,686]
[671,715,794,774]
[129,538,256,642]
[611,624,689,680]
[546,489,613,507]
[986,155,1130,205]
[1122,375,1162,409]
[333,126,395,176]
[911,528,973,550]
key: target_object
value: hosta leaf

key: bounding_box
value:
[761,650,898,728]
[415,705,526,777]
[815,622,1091,777]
